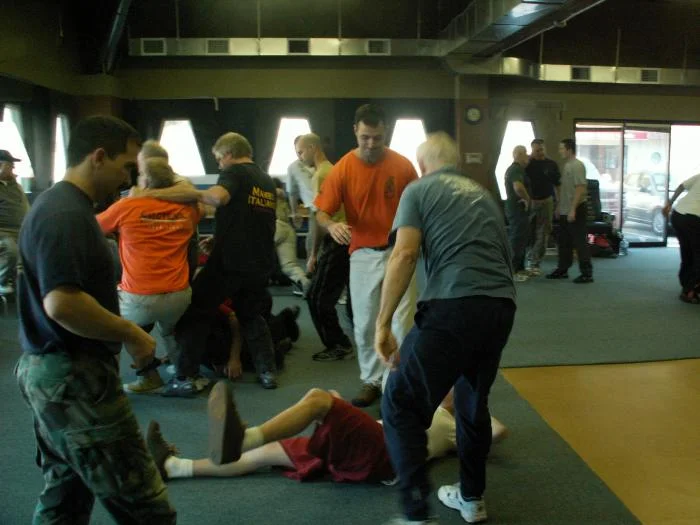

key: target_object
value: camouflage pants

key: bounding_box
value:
[16,351,176,524]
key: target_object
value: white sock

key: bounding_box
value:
[242,427,264,452]
[164,456,193,478]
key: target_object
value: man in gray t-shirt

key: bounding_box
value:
[374,132,516,524]
[546,139,593,283]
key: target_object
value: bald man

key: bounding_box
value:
[504,145,531,282]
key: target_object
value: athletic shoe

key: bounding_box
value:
[257,371,278,389]
[146,421,179,481]
[351,383,381,407]
[573,274,594,284]
[437,483,487,523]
[312,345,353,362]
[526,267,542,276]
[679,290,699,304]
[513,272,529,282]
[162,376,203,398]
[546,269,569,279]
[123,370,164,394]
[208,381,246,465]
[0,283,14,295]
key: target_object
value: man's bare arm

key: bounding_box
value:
[44,286,155,367]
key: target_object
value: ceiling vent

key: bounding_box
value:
[140,38,166,56]
[367,39,391,55]
[641,68,660,83]
[206,39,230,55]
[288,39,310,55]
[571,66,591,81]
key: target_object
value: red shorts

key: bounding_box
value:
[279,397,394,483]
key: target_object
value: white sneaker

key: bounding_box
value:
[513,272,529,282]
[437,483,487,523]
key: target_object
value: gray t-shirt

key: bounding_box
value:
[559,158,587,215]
[390,169,515,303]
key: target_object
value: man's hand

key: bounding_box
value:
[124,324,157,370]
[224,358,243,380]
[567,210,576,223]
[199,236,214,255]
[375,325,399,369]
[307,253,317,274]
[519,199,530,212]
[328,222,352,245]
[663,202,673,218]
[291,215,304,229]
[128,186,146,198]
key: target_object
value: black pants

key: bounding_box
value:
[306,235,352,349]
[556,204,592,276]
[382,296,516,520]
[671,210,700,293]
[175,260,275,378]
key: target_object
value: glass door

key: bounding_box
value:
[621,124,671,246]
[575,123,624,230]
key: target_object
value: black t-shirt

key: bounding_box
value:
[526,158,561,200]
[209,163,276,276]
[18,182,120,355]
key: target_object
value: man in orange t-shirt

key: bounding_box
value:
[98,158,201,393]
[315,104,418,407]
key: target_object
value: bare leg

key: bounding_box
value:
[257,388,333,443]
[193,442,293,477]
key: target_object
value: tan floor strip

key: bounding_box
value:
[502,359,700,525]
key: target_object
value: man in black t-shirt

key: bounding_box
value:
[525,139,561,273]
[135,132,279,393]
[15,116,175,523]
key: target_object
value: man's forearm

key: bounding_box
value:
[668,184,685,205]
[309,213,323,256]
[146,184,201,203]
[316,210,334,229]
[376,249,417,329]
[44,288,138,343]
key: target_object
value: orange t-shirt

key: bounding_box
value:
[97,197,201,295]
[314,149,418,254]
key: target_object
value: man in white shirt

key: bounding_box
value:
[286,136,316,228]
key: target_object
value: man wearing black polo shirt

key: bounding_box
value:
[15,116,175,523]
[135,132,279,393]
[525,139,561,274]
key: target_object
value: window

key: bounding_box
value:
[670,125,700,190]
[495,121,535,199]
[268,118,312,177]
[158,120,206,176]
[0,105,34,185]
[389,119,427,175]
[53,115,69,183]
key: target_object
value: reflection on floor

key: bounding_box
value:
[503,359,700,525]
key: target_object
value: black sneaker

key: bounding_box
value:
[146,421,179,481]
[312,345,353,362]
[573,275,594,284]
[161,376,200,398]
[208,381,246,465]
[546,269,569,279]
[258,371,278,389]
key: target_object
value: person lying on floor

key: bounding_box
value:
[147,382,508,483]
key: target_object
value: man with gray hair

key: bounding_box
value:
[504,145,531,282]
[376,132,516,525]
[132,132,279,393]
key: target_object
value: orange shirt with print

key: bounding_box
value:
[97,197,201,295]
[314,148,418,254]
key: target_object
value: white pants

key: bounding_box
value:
[350,248,416,387]
[275,220,309,285]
